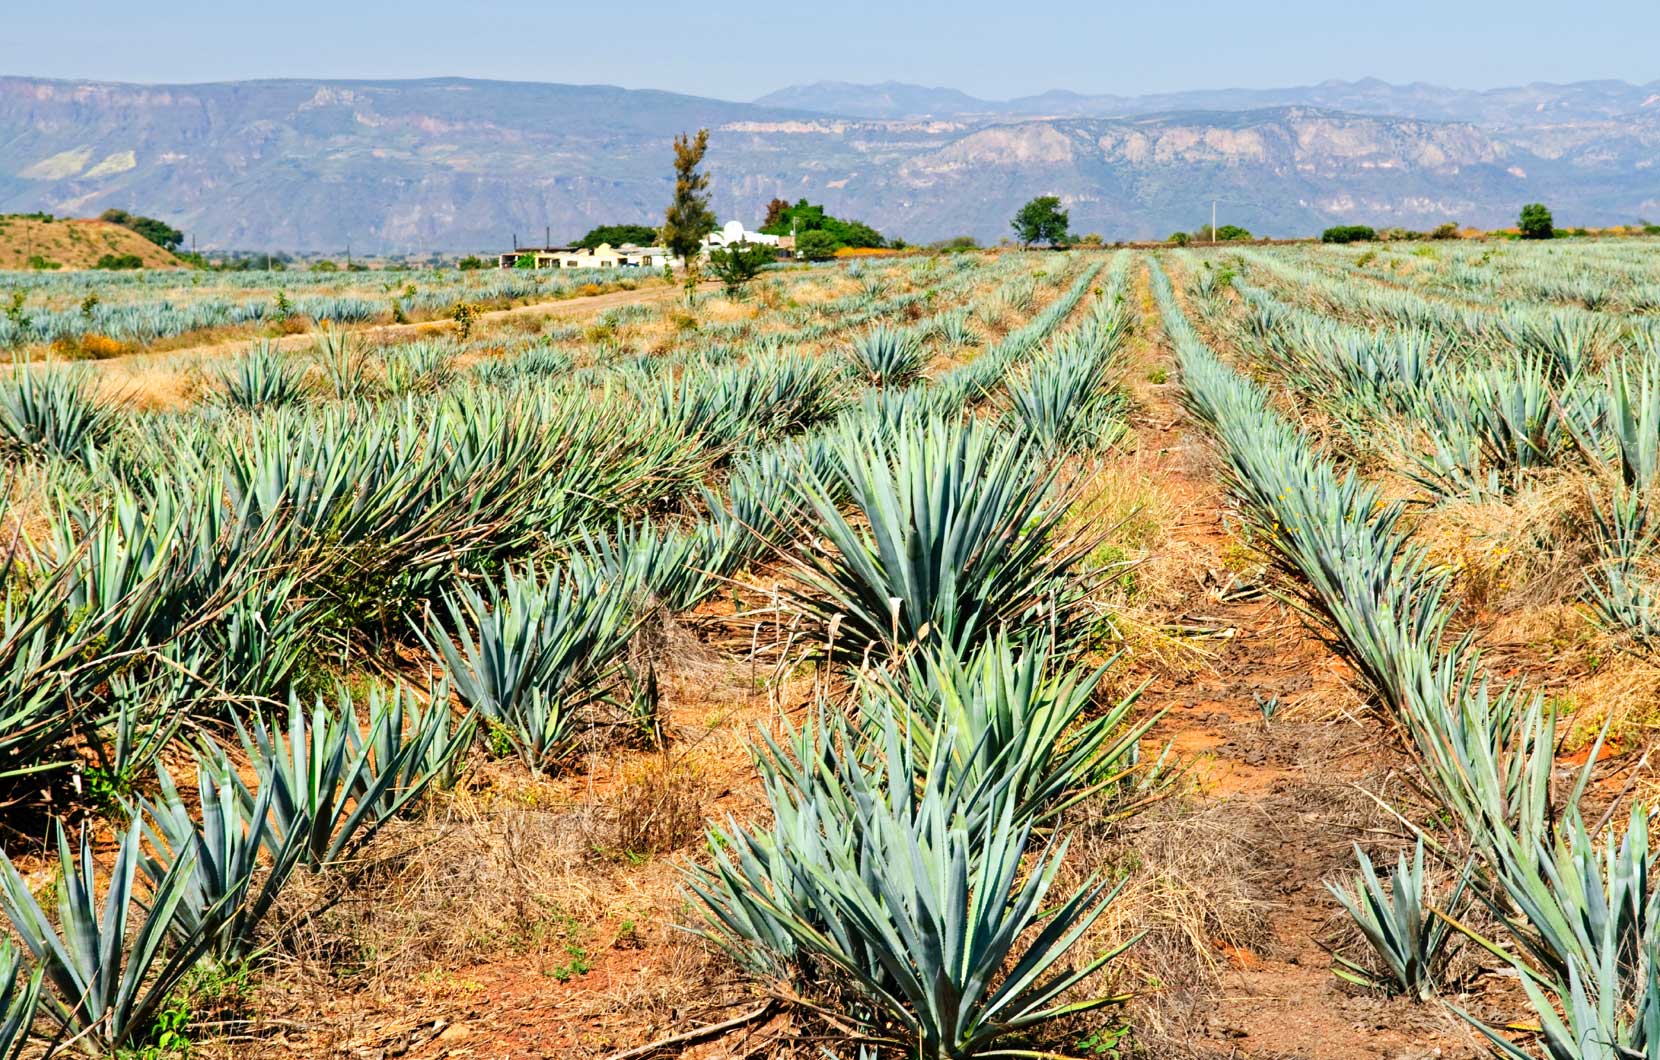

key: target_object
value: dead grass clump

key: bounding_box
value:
[582,753,709,862]
[1064,799,1271,1045]
[701,297,758,324]
[1413,473,1596,615]
[51,332,131,360]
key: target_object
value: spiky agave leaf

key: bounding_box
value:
[1327,837,1469,1000]
[788,415,1094,662]
[140,753,309,962]
[236,686,463,869]
[688,698,1132,1059]
[845,326,930,388]
[0,940,41,1060]
[0,822,209,1053]
[870,631,1159,825]
[0,360,115,462]
[217,342,309,409]
[420,561,641,774]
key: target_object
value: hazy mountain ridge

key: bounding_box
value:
[2,75,1657,252]
[755,76,1660,126]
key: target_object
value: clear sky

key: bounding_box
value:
[3,0,1654,100]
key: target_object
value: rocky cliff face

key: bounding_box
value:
[2,76,1655,252]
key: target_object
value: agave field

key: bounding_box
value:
[1,238,1658,1059]
[0,266,652,353]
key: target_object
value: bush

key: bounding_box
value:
[457,255,486,270]
[707,241,775,294]
[94,254,143,270]
[795,230,838,261]
[1431,222,1461,240]
[1519,202,1554,240]
[25,255,60,270]
[1167,231,1191,246]
[1321,225,1376,244]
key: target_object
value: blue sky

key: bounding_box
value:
[3,0,1654,99]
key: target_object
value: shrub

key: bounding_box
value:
[796,230,838,261]
[1431,222,1461,240]
[1321,225,1376,244]
[451,301,482,339]
[457,255,486,270]
[1167,231,1191,246]
[94,253,143,270]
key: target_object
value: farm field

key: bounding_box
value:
[0,240,1658,1060]
[0,264,663,358]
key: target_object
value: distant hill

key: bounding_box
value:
[753,80,997,119]
[2,75,1657,252]
[0,214,182,269]
[758,76,1660,125]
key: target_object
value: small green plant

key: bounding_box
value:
[3,292,27,332]
[273,291,293,316]
[1146,366,1168,384]
[451,301,481,339]
[547,942,592,982]
[1254,692,1280,722]
[80,292,100,317]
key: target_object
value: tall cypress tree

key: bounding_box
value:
[661,129,717,298]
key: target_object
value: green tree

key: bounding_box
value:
[661,129,717,297]
[796,230,839,261]
[1519,203,1554,240]
[457,255,486,270]
[1167,231,1191,246]
[759,199,886,248]
[98,208,184,251]
[514,253,535,269]
[707,241,775,295]
[575,224,659,249]
[1011,196,1070,248]
[1321,225,1375,244]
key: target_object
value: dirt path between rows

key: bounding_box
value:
[1124,258,1484,1059]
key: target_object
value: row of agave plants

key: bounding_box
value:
[684,260,1164,1058]
[1328,239,1660,316]
[0,252,1105,1055]
[1214,252,1660,658]
[1154,255,1660,1058]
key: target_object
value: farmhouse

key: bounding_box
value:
[494,221,787,269]
[495,242,682,269]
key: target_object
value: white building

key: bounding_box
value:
[701,220,781,250]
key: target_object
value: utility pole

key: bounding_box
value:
[1212,200,1217,245]
[346,240,352,268]
[545,225,551,249]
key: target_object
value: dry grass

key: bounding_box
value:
[1411,471,1597,616]
[1051,797,1271,1053]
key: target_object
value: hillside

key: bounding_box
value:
[1,75,1657,251]
[0,214,182,269]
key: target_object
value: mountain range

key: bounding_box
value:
[1,75,1657,253]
